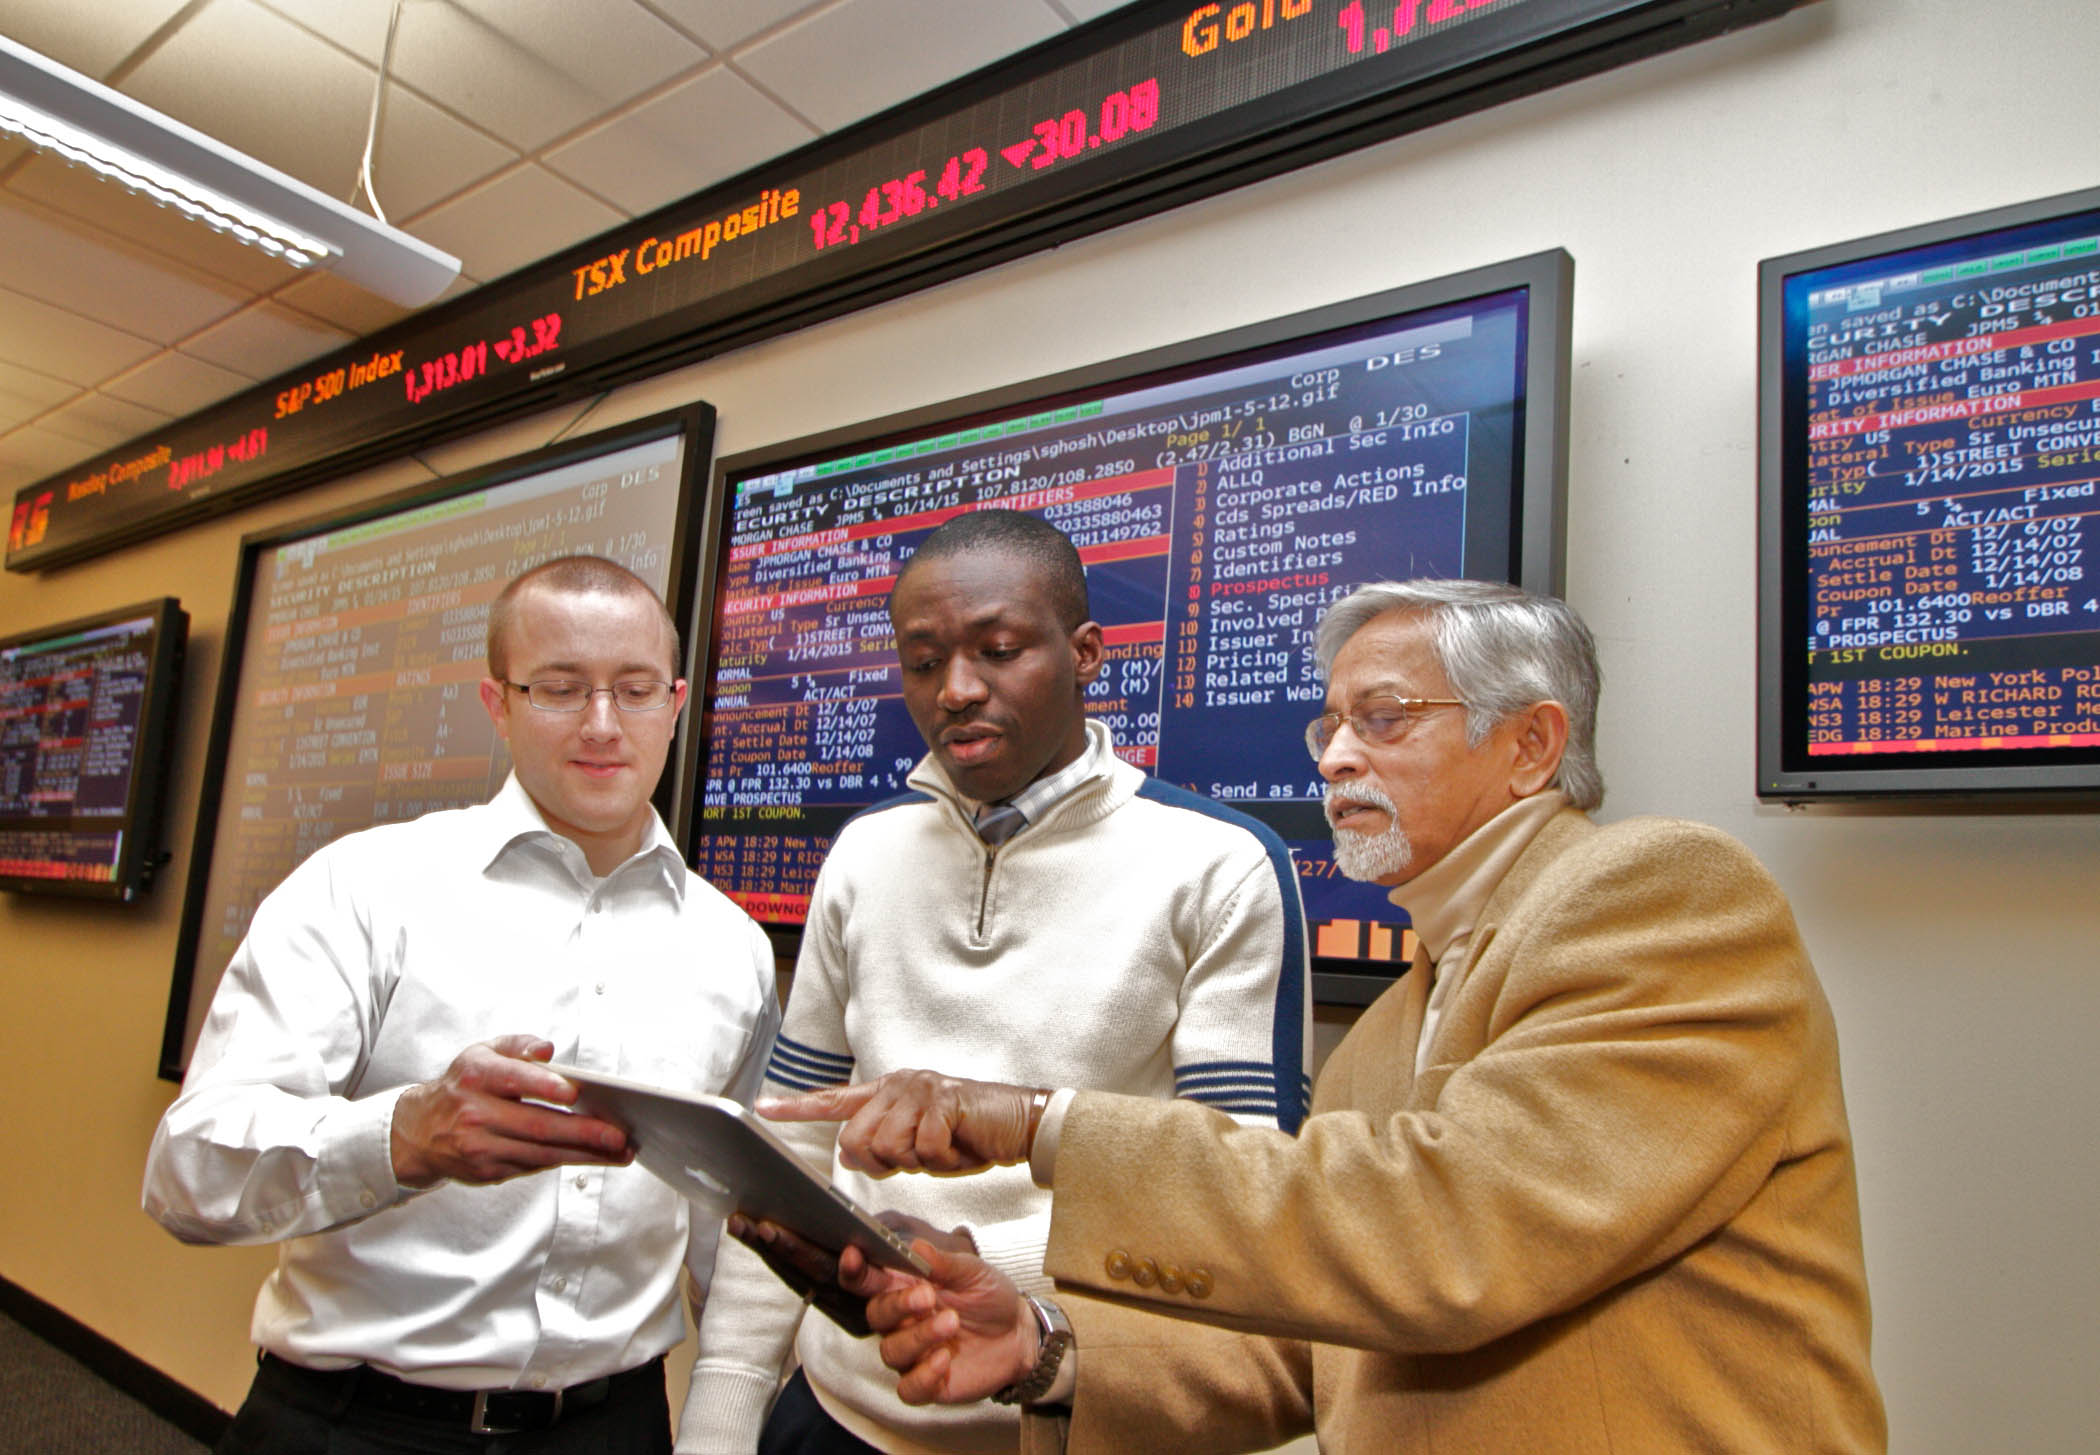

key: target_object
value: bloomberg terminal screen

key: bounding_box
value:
[0,609,164,887]
[695,286,1535,967]
[171,426,691,1068]
[1788,209,2100,761]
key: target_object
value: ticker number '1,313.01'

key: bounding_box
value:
[403,314,563,405]
[806,79,1161,253]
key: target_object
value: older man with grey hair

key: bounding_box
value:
[762,578,1886,1454]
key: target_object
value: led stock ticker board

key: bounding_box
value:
[9,0,1800,571]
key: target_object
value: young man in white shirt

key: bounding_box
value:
[145,555,779,1455]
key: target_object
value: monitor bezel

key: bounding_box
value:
[679,250,1574,1003]
[0,596,187,903]
[1757,184,2100,804]
[158,403,715,1080]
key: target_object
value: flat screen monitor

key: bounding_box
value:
[160,405,714,1078]
[1760,185,2100,801]
[683,252,1571,1004]
[0,598,186,901]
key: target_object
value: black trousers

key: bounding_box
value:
[217,1353,671,1455]
[756,1369,881,1455]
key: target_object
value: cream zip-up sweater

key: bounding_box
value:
[684,723,1310,1454]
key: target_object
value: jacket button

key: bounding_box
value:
[1105,1249,1132,1280]
[1158,1264,1184,1294]
[1131,1256,1158,1288]
[1186,1269,1214,1299]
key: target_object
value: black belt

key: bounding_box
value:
[259,1351,663,1435]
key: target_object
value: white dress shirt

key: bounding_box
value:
[144,774,780,1402]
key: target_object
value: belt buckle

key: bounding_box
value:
[469,1387,560,1435]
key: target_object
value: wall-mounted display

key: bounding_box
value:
[11,0,1798,574]
[1760,185,2100,801]
[0,598,186,901]
[159,406,712,1078]
[685,251,1570,1004]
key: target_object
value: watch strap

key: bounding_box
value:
[992,1295,1073,1406]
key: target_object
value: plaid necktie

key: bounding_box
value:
[973,801,1028,846]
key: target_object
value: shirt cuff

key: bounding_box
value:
[347,1083,419,1206]
[1029,1088,1077,1187]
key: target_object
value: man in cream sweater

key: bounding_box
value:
[684,511,1311,1454]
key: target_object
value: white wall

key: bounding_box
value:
[3,1,2094,1447]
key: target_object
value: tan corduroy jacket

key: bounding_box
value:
[1026,810,1885,1453]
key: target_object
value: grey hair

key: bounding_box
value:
[1312,580,1604,810]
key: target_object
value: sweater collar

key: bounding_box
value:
[1388,789,1569,968]
[907,719,1131,835]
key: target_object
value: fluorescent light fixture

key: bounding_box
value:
[0,35,460,306]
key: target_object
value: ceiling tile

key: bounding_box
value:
[736,0,1064,132]
[0,394,47,434]
[100,349,255,416]
[250,0,397,62]
[369,80,526,222]
[0,0,197,79]
[0,195,248,343]
[36,390,173,450]
[271,270,416,339]
[543,66,817,216]
[7,156,317,292]
[410,166,627,283]
[178,301,352,379]
[649,0,825,50]
[0,358,85,419]
[0,286,159,385]
[122,0,513,219]
[1056,0,1141,21]
[379,0,709,154]
[120,0,375,193]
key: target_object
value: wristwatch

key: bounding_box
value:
[991,1294,1073,1406]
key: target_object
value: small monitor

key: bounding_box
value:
[1759,186,2100,801]
[0,598,187,902]
[682,252,1572,1004]
[160,405,713,1078]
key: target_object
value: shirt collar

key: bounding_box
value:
[479,773,687,899]
[1389,789,1569,967]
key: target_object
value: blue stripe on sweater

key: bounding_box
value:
[839,788,934,831]
[1135,778,1308,1132]
[766,1032,853,1089]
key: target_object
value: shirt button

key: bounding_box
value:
[552,1276,567,1293]
[1104,1249,1132,1281]
[359,1190,376,1209]
[530,1374,549,1389]
[595,982,607,995]
[574,1173,588,1189]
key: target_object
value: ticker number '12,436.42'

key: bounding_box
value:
[806,79,1161,253]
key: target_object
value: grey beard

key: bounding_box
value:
[1325,781,1412,882]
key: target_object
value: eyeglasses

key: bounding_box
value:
[1304,695,1465,759]
[504,679,676,712]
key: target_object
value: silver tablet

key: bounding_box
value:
[546,1062,930,1275]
